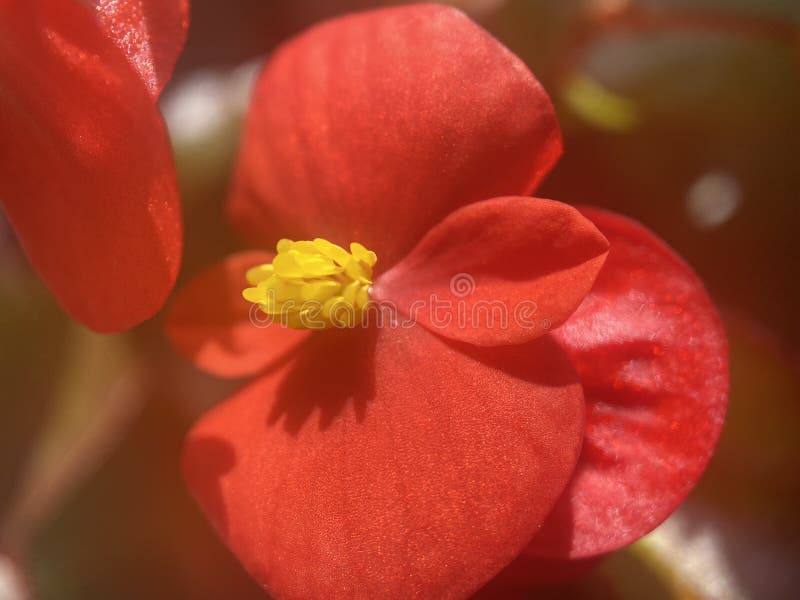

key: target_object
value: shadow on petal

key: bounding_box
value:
[449,333,580,389]
[267,327,377,435]
[474,553,606,599]
[181,435,237,538]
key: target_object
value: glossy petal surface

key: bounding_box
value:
[183,326,584,599]
[228,4,561,267]
[165,251,309,378]
[527,208,728,558]
[0,0,181,332]
[87,0,189,97]
[373,197,609,346]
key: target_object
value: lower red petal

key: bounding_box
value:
[527,207,728,558]
[0,0,181,332]
[165,251,309,378]
[183,325,584,599]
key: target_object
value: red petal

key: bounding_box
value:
[87,0,189,97]
[0,0,181,332]
[372,198,609,346]
[228,4,561,267]
[165,251,309,378]
[183,325,584,598]
[527,207,728,558]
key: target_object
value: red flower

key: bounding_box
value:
[166,5,728,598]
[0,0,188,332]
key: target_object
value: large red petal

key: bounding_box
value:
[0,0,181,332]
[527,207,728,559]
[86,0,189,97]
[183,325,584,599]
[228,4,561,267]
[373,197,609,346]
[165,251,310,378]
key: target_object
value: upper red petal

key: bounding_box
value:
[373,197,609,346]
[527,207,729,559]
[182,325,584,599]
[0,0,181,332]
[86,0,189,97]
[164,251,310,378]
[228,4,561,267]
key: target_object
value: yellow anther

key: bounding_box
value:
[245,264,274,286]
[350,242,377,267]
[243,238,377,329]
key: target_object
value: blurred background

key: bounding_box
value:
[1,0,798,598]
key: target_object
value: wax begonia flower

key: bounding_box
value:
[0,0,188,332]
[165,5,728,598]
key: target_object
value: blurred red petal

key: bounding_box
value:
[0,0,181,332]
[165,251,309,378]
[373,197,609,346]
[228,4,561,267]
[527,207,728,559]
[87,0,189,97]
[183,326,584,598]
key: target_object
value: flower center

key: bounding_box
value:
[243,238,377,329]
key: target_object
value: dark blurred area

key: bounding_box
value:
[1,1,798,598]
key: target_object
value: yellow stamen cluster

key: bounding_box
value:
[243,238,377,329]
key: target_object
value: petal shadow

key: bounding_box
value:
[267,327,377,435]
